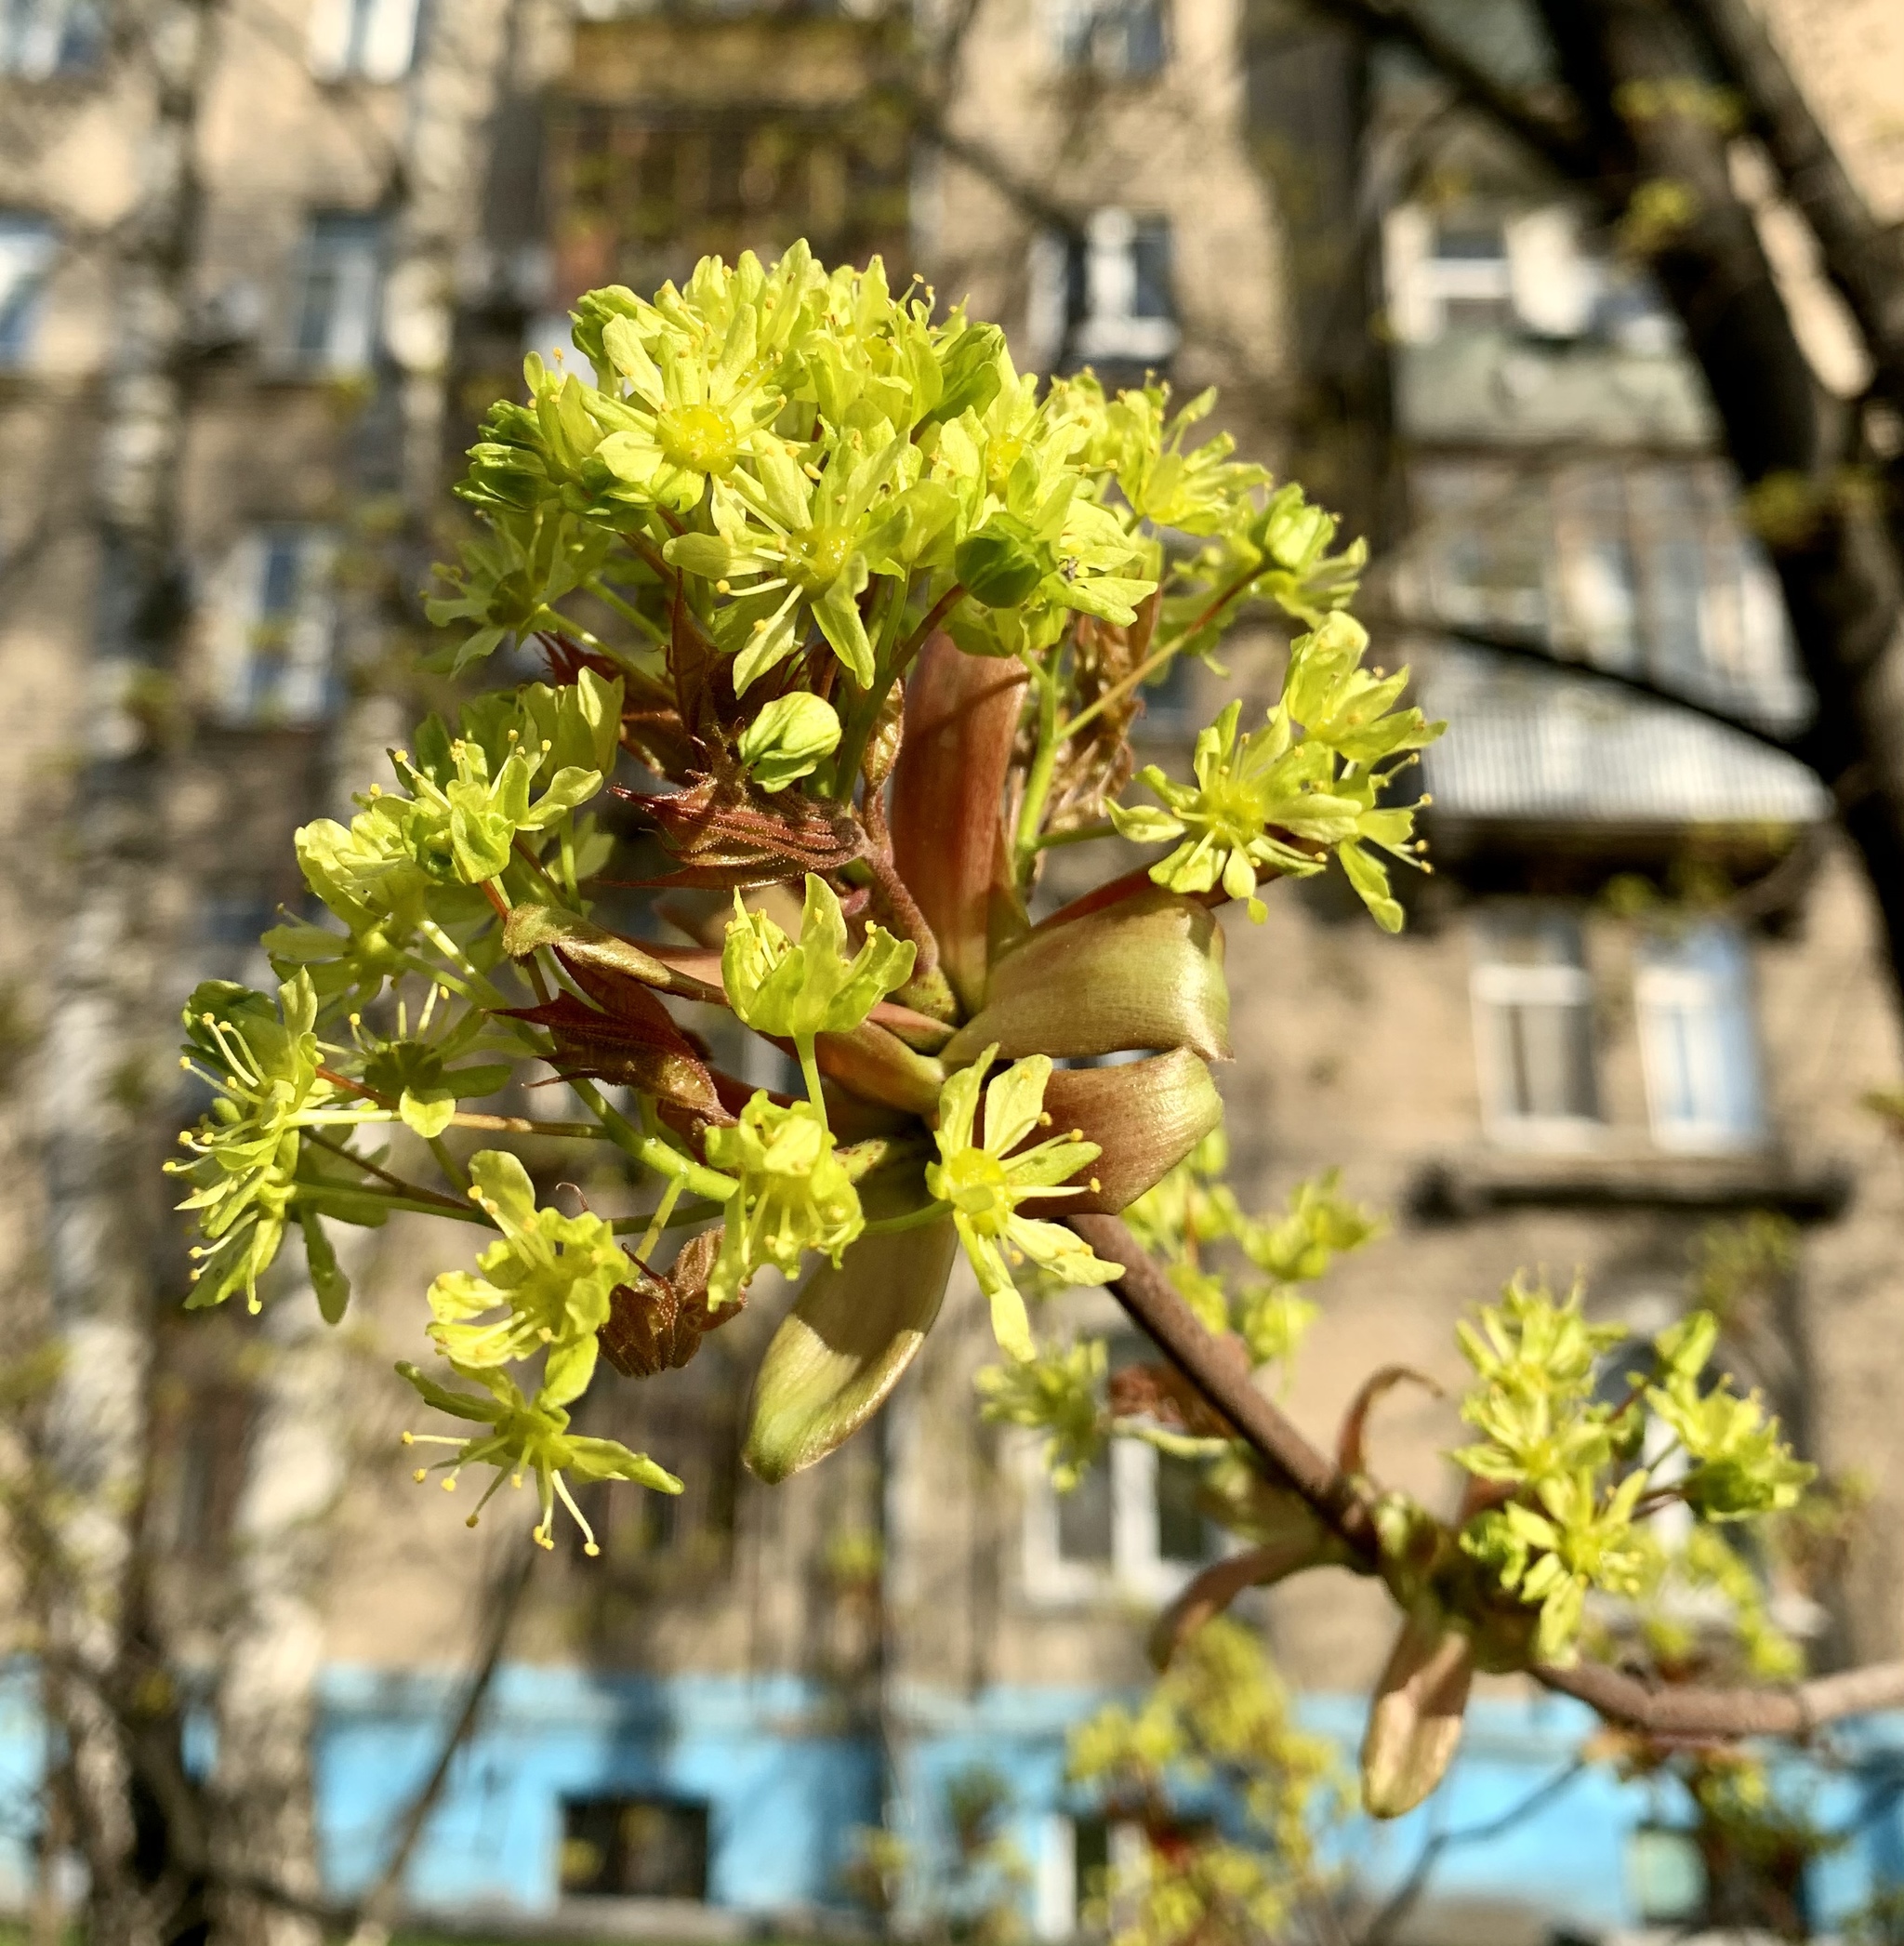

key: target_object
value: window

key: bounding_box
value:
[1408,458,1803,721]
[1628,1825,1706,1925]
[1027,210,1178,372]
[287,212,384,373]
[1,0,99,75]
[205,526,338,726]
[307,0,418,82]
[1051,0,1167,78]
[1634,922,1765,1154]
[1470,907,1601,1145]
[0,214,56,367]
[1383,206,1514,341]
[560,1795,708,1900]
[1025,1340,1210,1604]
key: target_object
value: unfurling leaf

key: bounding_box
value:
[745,1216,960,1482]
[301,1208,350,1324]
[944,886,1230,1066]
[1360,1614,1474,1818]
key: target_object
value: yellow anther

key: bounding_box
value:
[716,579,731,594]
[1038,1111,1052,1127]
[401,1431,416,1446]
[413,1468,428,1484]
[1089,1178,1102,1193]
[584,1542,601,1557]
[442,1477,456,1492]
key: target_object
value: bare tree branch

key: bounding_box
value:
[1355,1759,1588,1946]
[1296,0,1595,179]
[344,1537,535,1944]
[1373,609,1815,762]
[1673,0,1904,406]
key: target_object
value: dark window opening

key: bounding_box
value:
[1056,1454,1114,1564]
[561,1794,709,1900]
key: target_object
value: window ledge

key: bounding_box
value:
[1410,1146,1852,1222]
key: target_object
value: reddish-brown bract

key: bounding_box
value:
[889,632,1028,1015]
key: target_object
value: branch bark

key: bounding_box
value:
[1295,0,1593,178]
[1374,611,1813,762]
[1673,0,1904,410]
[1068,1211,1904,1741]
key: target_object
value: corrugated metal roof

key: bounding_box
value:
[1417,643,1827,826]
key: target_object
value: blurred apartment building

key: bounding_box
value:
[4,0,1904,1937]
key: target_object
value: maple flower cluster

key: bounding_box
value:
[164,244,1820,1827]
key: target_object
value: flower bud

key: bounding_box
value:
[955,513,1055,610]
[736,693,842,794]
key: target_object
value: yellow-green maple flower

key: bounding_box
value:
[926,1047,1118,1361]
[591,300,786,513]
[1463,1468,1653,1665]
[975,1338,1108,1490]
[425,1150,633,1399]
[721,874,915,1108]
[168,973,361,1312]
[1110,615,1440,927]
[703,1094,864,1309]
[398,1358,680,1555]
[667,432,918,691]
[1646,1312,1814,1518]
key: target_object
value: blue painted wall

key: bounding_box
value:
[5,1656,1904,1931]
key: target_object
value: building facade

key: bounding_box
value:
[5,0,1904,1939]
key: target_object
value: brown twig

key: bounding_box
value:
[1065,1211,1904,1739]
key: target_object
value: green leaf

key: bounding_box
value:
[301,1208,350,1324]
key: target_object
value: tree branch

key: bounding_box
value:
[1376,611,1815,762]
[1068,1211,1904,1741]
[1673,0,1904,406]
[1296,0,1596,179]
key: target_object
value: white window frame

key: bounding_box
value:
[1633,922,1765,1155]
[1021,1433,1210,1608]
[307,0,419,83]
[0,213,57,368]
[285,212,384,375]
[205,526,339,727]
[1470,912,1604,1149]
[1382,205,1514,344]
[1025,210,1178,372]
